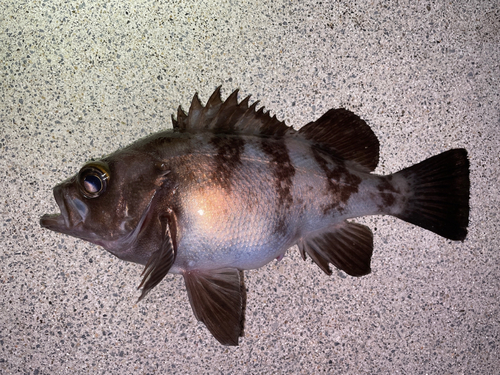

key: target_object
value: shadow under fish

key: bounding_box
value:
[40,87,470,346]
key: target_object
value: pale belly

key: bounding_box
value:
[169,183,299,273]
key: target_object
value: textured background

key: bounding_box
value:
[1,0,499,373]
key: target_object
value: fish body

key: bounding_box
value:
[40,87,470,345]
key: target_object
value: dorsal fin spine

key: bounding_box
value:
[171,88,291,136]
[206,86,223,108]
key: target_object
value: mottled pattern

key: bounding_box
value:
[311,147,362,215]
[260,138,296,234]
[209,135,245,191]
[376,175,399,210]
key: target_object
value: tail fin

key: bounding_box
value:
[394,149,470,241]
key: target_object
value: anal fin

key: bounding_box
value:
[183,268,246,346]
[297,221,373,277]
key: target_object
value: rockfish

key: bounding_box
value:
[40,87,469,345]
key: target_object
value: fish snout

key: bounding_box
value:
[40,183,88,233]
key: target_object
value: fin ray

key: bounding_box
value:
[183,268,246,346]
[298,108,380,171]
[394,149,469,240]
[138,212,178,301]
[298,221,373,276]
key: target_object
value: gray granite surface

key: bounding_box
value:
[1,0,499,373]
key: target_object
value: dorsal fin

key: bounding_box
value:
[172,86,292,136]
[298,108,380,172]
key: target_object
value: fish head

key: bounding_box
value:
[40,149,173,261]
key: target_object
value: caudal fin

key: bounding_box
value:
[394,149,470,241]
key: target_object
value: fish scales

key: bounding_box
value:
[140,133,390,271]
[40,86,470,346]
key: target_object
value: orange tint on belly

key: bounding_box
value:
[184,185,268,249]
[188,187,231,232]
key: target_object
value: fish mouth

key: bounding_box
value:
[40,185,69,230]
[40,184,87,235]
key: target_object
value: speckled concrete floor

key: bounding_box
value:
[1,0,499,374]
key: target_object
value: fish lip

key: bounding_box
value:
[40,185,72,232]
[39,213,66,230]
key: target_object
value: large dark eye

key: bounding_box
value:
[78,161,110,198]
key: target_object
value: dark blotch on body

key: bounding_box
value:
[210,135,245,192]
[261,138,296,234]
[312,147,362,215]
[376,176,400,212]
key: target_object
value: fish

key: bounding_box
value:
[40,87,470,346]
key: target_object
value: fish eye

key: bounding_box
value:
[78,161,110,198]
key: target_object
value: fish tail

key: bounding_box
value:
[394,149,470,241]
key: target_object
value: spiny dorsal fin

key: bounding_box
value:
[172,86,292,136]
[298,108,380,172]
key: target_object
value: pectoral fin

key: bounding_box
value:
[297,221,373,276]
[183,268,246,346]
[138,212,178,301]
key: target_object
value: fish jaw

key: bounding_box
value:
[40,181,118,247]
[40,182,85,236]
